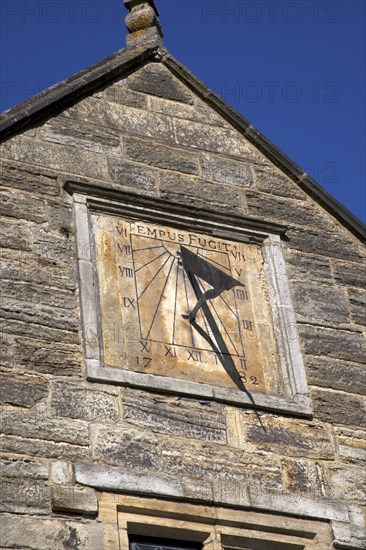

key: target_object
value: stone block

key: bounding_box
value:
[349,288,366,325]
[149,95,228,126]
[298,324,366,363]
[326,465,366,504]
[124,136,199,174]
[174,118,264,161]
[123,389,226,443]
[51,485,98,515]
[47,204,73,233]
[0,457,48,479]
[0,374,48,408]
[253,165,306,199]
[160,172,241,212]
[33,228,76,265]
[1,279,77,310]
[0,298,79,332]
[51,461,73,485]
[0,159,59,196]
[64,96,175,143]
[51,381,119,422]
[286,251,333,283]
[104,79,148,109]
[287,227,365,262]
[1,434,89,461]
[311,388,365,428]
[1,477,50,514]
[0,332,14,367]
[1,134,109,180]
[245,191,334,231]
[159,436,283,491]
[1,411,89,445]
[108,158,158,191]
[0,248,76,290]
[333,261,366,289]
[92,426,160,469]
[243,413,335,459]
[0,189,47,223]
[14,338,82,376]
[0,515,103,550]
[0,216,33,251]
[39,116,121,156]
[127,63,193,104]
[292,283,349,323]
[2,318,80,345]
[282,458,324,496]
[200,152,253,186]
[306,356,366,395]
[335,427,366,465]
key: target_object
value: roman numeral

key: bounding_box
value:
[164,346,177,357]
[117,244,131,255]
[236,289,248,300]
[123,297,136,309]
[187,350,202,362]
[119,266,134,277]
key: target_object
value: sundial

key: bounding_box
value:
[91,214,280,392]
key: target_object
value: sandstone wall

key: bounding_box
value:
[0,61,365,549]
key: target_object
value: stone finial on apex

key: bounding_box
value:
[124,0,163,49]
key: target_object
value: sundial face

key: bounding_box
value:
[91,214,280,393]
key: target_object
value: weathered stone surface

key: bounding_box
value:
[1,318,80,345]
[127,63,193,104]
[292,283,349,323]
[245,191,334,231]
[1,411,89,445]
[1,478,50,514]
[0,189,47,223]
[1,435,89,461]
[349,288,366,325]
[0,457,48,479]
[160,172,240,211]
[174,118,263,160]
[200,152,253,187]
[306,356,366,395]
[253,165,306,199]
[51,485,98,515]
[124,136,199,174]
[1,279,76,310]
[123,389,226,443]
[333,261,366,289]
[14,338,82,376]
[92,426,160,469]
[64,96,175,143]
[108,158,158,191]
[243,413,335,459]
[46,204,73,233]
[33,229,76,265]
[298,324,366,363]
[160,437,282,491]
[51,382,119,422]
[0,248,76,290]
[1,134,110,180]
[0,298,79,332]
[38,117,121,156]
[0,332,13,367]
[282,458,324,496]
[51,461,73,485]
[0,374,48,407]
[104,80,148,109]
[312,388,365,428]
[0,217,33,251]
[287,227,365,262]
[0,515,103,550]
[335,427,366,465]
[0,159,60,196]
[286,251,333,282]
[327,465,366,504]
[149,95,228,126]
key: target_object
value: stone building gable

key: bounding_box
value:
[0,1,365,548]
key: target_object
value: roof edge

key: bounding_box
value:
[160,51,365,242]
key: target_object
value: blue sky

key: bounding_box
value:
[1,0,365,222]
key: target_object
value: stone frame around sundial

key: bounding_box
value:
[66,181,311,417]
